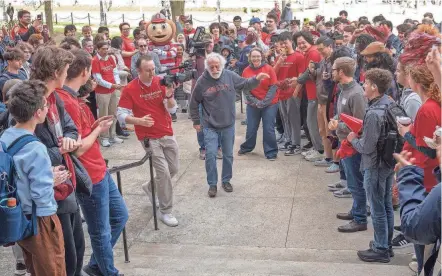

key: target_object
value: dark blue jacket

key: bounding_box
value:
[236,44,254,75]
[397,165,441,275]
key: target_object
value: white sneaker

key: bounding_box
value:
[305,150,323,162]
[142,183,159,208]
[408,261,418,273]
[159,212,178,227]
[100,138,111,147]
[301,149,315,157]
[109,137,124,144]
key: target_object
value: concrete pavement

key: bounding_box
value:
[0,105,415,275]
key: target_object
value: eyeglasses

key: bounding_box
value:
[138,45,147,48]
[122,28,131,31]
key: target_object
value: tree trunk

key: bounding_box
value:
[99,0,105,26]
[170,0,185,22]
[44,0,54,35]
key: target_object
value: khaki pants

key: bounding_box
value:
[141,136,179,214]
[18,215,66,276]
[96,92,117,139]
[317,103,333,159]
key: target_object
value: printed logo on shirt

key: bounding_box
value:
[204,84,230,95]
[101,64,114,72]
[140,90,162,100]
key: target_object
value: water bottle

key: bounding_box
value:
[7,198,16,208]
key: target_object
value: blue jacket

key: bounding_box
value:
[236,44,254,75]
[397,165,440,275]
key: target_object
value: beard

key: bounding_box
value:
[209,69,223,79]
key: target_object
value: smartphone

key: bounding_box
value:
[37,14,42,20]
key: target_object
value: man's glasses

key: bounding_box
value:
[139,45,147,48]
[122,28,131,31]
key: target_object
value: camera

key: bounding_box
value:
[159,60,198,87]
[186,26,209,57]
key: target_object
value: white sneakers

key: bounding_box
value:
[305,150,323,162]
[100,137,124,147]
[301,149,315,157]
[142,183,179,227]
[158,212,178,227]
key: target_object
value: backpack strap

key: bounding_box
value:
[7,134,39,157]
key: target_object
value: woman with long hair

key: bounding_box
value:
[238,48,279,160]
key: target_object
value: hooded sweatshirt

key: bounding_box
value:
[399,88,422,122]
[190,69,260,129]
[242,62,278,107]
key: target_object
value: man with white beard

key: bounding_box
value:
[189,53,270,197]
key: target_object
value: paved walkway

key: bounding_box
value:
[0,106,415,275]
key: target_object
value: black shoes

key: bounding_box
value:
[222,182,233,193]
[357,248,390,263]
[284,145,302,156]
[337,220,368,233]
[301,142,313,151]
[208,186,217,198]
[369,240,394,258]
[171,113,177,122]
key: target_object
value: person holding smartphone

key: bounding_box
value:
[11,10,42,42]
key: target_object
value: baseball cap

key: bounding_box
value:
[250,17,263,25]
[237,34,246,42]
[151,13,166,23]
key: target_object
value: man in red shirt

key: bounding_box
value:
[57,49,128,276]
[274,32,304,156]
[263,13,280,46]
[91,41,123,147]
[293,31,324,162]
[119,22,138,68]
[117,55,179,227]
[11,10,41,41]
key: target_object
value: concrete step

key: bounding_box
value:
[115,243,414,276]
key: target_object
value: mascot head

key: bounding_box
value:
[146,13,176,46]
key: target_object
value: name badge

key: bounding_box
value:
[341,98,347,105]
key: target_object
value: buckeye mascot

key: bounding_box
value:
[146,13,178,71]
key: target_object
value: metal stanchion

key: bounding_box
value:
[240,91,244,114]
[108,144,159,263]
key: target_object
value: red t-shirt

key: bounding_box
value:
[242,64,278,105]
[403,98,441,192]
[275,51,304,101]
[300,46,322,100]
[118,77,174,140]
[56,88,107,184]
[92,55,116,94]
[261,32,270,45]
[121,35,135,68]
[184,28,196,36]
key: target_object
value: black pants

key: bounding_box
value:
[275,107,284,135]
[58,209,85,276]
[86,91,98,120]
[300,89,312,143]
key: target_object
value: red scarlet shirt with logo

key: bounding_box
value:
[119,76,173,140]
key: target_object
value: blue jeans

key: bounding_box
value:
[363,167,394,252]
[77,172,129,276]
[240,104,278,159]
[197,104,221,150]
[341,153,367,224]
[203,124,235,186]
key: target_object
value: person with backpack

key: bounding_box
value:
[0,80,66,275]
[348,68,399,263]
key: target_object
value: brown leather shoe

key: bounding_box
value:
[222,182,233,192]
[336,211,354,220]
[337,220,367,233]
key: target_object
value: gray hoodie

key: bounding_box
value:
[190,70,259,129]
[335,80,367,141]
[399,88,422,122]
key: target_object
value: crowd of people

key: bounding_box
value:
[0,4,440,276]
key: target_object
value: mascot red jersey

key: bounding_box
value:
[146,13,178,71]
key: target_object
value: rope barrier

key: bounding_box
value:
[58,15,71,20]
[125,16,143,21]
[73,15,89,20]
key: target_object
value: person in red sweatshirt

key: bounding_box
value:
[56,49,128,276]
[293,31,324,162]
[398,64,441,192]
[238,48,279,160]
[273,31,304,156]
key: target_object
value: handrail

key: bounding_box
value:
[107,139,159,263]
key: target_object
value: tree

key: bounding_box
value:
[170,0,185,22]
[44,0,53,35]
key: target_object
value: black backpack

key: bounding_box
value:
[371,101,407,168]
